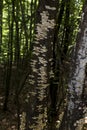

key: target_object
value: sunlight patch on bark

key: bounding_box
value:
[29,107,47,130]
[20,112,26,130]
[35,11,55,41]
[81,12,84,23]
[45,5,56,10]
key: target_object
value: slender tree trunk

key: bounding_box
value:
[3,1,14,111]
[53,0,65,72]
[0,0,3,53]
[63,0,71,55]
[24,1,58,130]
[19,0,29,54]
[14,0,20,65]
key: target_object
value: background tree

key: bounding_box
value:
[0,0,3,53]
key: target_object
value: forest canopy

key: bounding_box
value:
[0,0,83,63]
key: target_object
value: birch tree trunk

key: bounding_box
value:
[21,1,58,130]
[66,1,87,129]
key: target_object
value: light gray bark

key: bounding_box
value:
[67,1,87,129]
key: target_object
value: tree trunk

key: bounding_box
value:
[66,1,87,129]
[0,0,3,52]
[24,1,58,130]
[3,1,14,111]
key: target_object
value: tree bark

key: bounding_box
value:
[24,1,58,130]
[66,1,87,129]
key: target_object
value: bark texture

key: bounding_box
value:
[24,1,58,130]
[67,1,87,129]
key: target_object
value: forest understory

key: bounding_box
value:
[0,65,25,130]
[0,64,67,130]
[0,65,65,130]
[0,65,87,130]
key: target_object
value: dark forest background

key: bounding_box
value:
[0,0,84,130]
